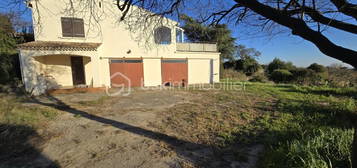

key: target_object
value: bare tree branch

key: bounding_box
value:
[330,0,357,20]
[284,7,357,34]
[234,0,357,67]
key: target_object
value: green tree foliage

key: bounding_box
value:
[290,68,321,85]
[0,14,16,54]
[180,15,236,61]
[235,45,261,60]
[0,13,18,84]
[223,45,262,76]
[267,58,295,74]
[308,63,327,73]
[266,60,330,85]
[235,58,261,76]
[270,69,293,83]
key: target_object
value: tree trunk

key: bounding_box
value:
[234,0,357,68]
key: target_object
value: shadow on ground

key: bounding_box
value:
[0,124,59,168]
[31,94,228,167]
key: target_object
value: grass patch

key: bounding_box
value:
[159,82,356,167]
[0,94,59,165]
[240,83,355,168]
[0,95,58,126]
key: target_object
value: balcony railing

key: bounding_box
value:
[176,43,218,52]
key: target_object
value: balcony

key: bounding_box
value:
[176,43,218,52]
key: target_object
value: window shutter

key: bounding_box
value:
[61,18,73,37]
[73,18,85,37]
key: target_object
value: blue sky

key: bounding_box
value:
[234,25,357,67]
[1,0,356,67]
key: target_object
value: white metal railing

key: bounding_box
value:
[176,43,218,52]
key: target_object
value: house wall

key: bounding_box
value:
[31,0,178,58]
[188,59,211,84]
[19,51,47,94]
[40,55,73,87]
[143,59,162,86]
[22,54,94,89]
[174,52,220,83]
[21,0,221,95]
[19,49,99,95]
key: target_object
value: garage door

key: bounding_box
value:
[109,59,144,87]
[161,59,188,86]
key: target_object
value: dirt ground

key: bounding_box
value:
[24,88,265,168]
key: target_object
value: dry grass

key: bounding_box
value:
[155,89,270,146]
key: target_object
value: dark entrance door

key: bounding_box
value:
[71,56,86,85]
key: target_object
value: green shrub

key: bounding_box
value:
[290,68,326,85]
[327,67,357,87]
[270,69,293,83]
[267,58,296,74]
[224,58,261,76]
[0,14,20,84]
[221,69,247,81]
[249,74,267,83]
[235,58,261,76]
[308,63,327,73]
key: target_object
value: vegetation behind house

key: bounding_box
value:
[0,13,34,85]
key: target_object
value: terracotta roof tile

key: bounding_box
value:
[18,41,102,50]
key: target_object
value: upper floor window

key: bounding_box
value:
[61,17,85,38]
[176,28,184,43]
[154,26,171,45]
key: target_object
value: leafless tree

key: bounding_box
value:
[1,0,356,67]
[1,0,356,166]
[116,0,357,68]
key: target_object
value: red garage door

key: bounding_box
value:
[162,59,188,87]
[110,59,144,87]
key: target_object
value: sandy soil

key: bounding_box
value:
[27,89,262,168]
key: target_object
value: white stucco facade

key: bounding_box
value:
[19,0,220,95]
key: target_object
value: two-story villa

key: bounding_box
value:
[18,0,220,95]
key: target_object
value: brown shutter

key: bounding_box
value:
[73,18,85,37]
[61,17,73,37]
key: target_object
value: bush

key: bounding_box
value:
[224,58,261,76]
[223,61,235,69]
[0,15,20,84]
[249,74,268,83]
[308,63,327,73]
[267,58,295,74]
[269,69,293,83]
[327,67,357,87]
[235,58,261,76]
[0,53,20,84]
[290,68,326,85]
[221,69,247,81]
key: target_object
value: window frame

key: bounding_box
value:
[154,26,172,45]
[61,17,85,38]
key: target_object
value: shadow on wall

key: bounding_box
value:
[34,55,72,89]
[0,124,59,167]
[116,5,177,51]
[22,54,93,95]
[21,53,61,95]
